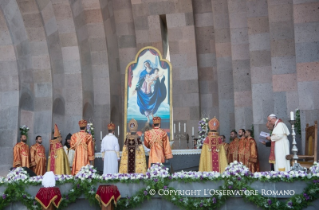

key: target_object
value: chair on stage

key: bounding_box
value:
[286,121,318,169]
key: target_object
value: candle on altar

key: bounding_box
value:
[184,123,186,132]
[100,131,102,140]
[174,123,176,133]
[192,127,194,136]
[118,126,120,136]
[178,122,180,132]
[290,111,294,120]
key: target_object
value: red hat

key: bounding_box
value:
[153,117,161,124]
[108,122,115,130]
[79,119,87,127]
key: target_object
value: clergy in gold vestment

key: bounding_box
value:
[245,129,260,172]
[119,119,147,174]
[13,134,30,168]
[71,120,95,175]
[30,136,46,175]
[238,129,247,165]
[199,117,228,173]
[144,117,173,168]
[227,130,239,163]
[47,124,71,175]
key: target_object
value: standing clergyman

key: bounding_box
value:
[101,122,120,174]
[30,136,46,175]
[267,114,290,172]
[144,117,173,168]
[71,120,95,175]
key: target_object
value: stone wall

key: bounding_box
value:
[0,0,318,175]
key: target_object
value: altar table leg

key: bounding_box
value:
[42,203,55,210]
[101,202,114,210]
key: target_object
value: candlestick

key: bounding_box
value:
[289,120,306,172]
[118,126,120,136]
[100,131,102,140]
[174,123,176,133]
[178,122,180,132]
[192,127,194,136]
[290,111,294,120]
[184,123,186,132]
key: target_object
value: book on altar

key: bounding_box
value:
[258,131,270,143]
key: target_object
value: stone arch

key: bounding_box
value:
[0,7,20,176]
[19,91,34,146]
[53,97,65,138]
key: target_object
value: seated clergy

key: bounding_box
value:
[199,117,228,173]
[119,119,147,174]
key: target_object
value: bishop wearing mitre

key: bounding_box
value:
[199,117,228,173]
[71,119,95,175]
[119,119,147,174]
[47,124,71,175]
[144,116,173,168]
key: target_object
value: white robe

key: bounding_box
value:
[63,146,75,167]
[271,121,291,172]
[101,133,120,174]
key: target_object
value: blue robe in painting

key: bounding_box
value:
[135,69,167,116]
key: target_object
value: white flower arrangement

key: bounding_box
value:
[172,171,220,180]
[75,164,99,181]
[222,161,251,178]
[253,170,310,180]
[20,125,30,140]
[5,167,29,183]
[310,161,319,174]
[86,122,95,139]
[146,163,170,180]
[197,118,209,148]
[100,173,146,182]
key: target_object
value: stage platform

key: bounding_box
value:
[2,180,319,210]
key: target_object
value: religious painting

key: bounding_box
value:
[124,46,172,141]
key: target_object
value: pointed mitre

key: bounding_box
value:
[208,117,220,131]
[128,118,138,132]
[54,124,61,138]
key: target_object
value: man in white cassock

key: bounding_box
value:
[267,114,291,172]
[101,122,120,174]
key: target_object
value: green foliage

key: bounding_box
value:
[2,173,319,210]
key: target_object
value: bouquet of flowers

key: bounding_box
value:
[86,122,95,139]
[5,167,29,183]
[310,161,319,174]
[19,125,29,139]
[222,161,251,178]
[146,163,170,180]
[197,118,209,149]
[100,173,146,182]
[74,164,99,182]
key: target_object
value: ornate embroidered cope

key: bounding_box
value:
[144,127,173,168]
[70,130,95,175]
